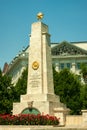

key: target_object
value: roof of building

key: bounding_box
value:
[51,41,87,51]
[51,41,87,56]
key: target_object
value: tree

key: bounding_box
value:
[53,68,83,115]
[80,63,87,83]
[0,67,28,114]
[81,84,87,109]
[0,69,14,114]
[14,67,28,101]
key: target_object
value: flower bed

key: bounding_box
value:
[0,114,60,125]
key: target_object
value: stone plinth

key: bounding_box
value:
[13,93,66,115]
[82,110,87,127]
[54,108,70,126]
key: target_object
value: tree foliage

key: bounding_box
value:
[14,67,28,101]
[0,67,28,114]
[80,63,87,83]
[81,84,87,109]
[0,69,14,114]
[53,68,83,115]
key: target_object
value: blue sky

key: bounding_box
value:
[0,0,87,70]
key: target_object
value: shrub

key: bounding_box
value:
[0,114,60,125]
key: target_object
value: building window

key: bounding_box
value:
[76,63,81,69]
[66,63,71,69]
[60,63,64,69]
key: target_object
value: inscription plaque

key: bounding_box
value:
[29,73,40,87]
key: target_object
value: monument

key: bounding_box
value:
[13,13,68,125]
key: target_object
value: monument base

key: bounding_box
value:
[13,93,69,126]
[13,93,66,115]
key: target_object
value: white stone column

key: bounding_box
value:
[54,107,70,126]
[71,62,76,73]
[55,63,59,72]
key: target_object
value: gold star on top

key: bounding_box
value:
[37,12,44,21]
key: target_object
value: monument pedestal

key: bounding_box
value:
[13,93,66,115]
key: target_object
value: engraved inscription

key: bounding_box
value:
[29,73,41,87]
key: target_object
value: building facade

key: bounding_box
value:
[3,41,87,85]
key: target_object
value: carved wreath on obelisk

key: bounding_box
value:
[32,61,39,70]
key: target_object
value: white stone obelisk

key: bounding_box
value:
[27,21,54,95]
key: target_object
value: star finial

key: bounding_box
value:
[37,12,44,21]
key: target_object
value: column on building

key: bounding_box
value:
[71,62,76,73]
[55,62,59,72]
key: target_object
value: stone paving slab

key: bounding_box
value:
[0,126,87,130]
